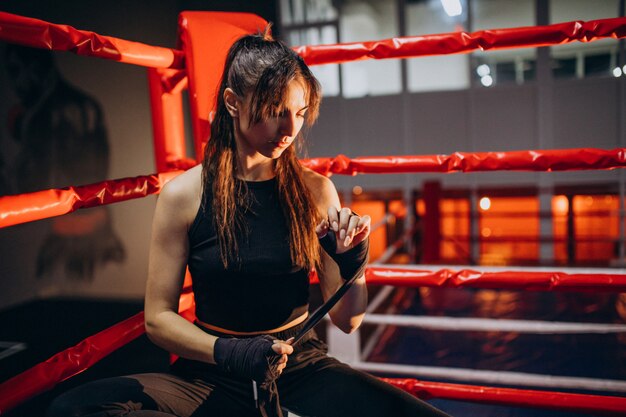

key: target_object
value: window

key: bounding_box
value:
[478,195,539,265]
[351,199,388,262]
[339,0,401,97]
[573,195,619,264]
[405,0,470,92]
[440,198,471,263]
[550,0,621,79]
[471,0,536,87]
[288,26,341,96]
[553,194,619,265]
[280,0,341,96]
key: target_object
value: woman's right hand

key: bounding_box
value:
[316,207,371,255]
[213,335,294,382]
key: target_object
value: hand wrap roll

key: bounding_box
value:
[319,231,369,282]
[213,335,280,382]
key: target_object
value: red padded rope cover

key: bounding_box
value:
[361,267,626,292]
[2,147,624,228]
[0,171,182,228]
[2,13,624,70]
[383,378,626,416]
[0,12,184,69]
[301,148,626,176]
[295,17,626,65]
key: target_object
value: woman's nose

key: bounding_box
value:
[279,113,298,137]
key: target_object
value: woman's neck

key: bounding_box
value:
[236,155,275,181]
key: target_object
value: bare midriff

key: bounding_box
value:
[196,311,308,336]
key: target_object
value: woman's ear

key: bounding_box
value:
[223,88,239,118]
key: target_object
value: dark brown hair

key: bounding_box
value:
[202,28,322,270]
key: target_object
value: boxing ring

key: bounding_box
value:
[1,10,626,416]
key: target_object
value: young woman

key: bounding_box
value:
[47,30,451,417]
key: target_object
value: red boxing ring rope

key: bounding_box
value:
[301,147,626,176]
[2,12,625,69]
[1,147,624,229]
[0,171,182,228]
[382,378,626,416]
[362,266,626,292]
[0,12,184,69]
[296,17,626,65]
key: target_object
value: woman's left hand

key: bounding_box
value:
[316,207,371,254]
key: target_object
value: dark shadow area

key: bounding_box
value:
[0,298,170,417]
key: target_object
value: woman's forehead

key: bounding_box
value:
[244,78,309,110]
[283,79,309,110]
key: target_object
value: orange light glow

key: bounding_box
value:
[552,195,569,216]
[416,200,426,216]
[479,196,539,265]
[440,198,470,262]
[351,200,386,261]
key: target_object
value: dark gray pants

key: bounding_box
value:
[47,330,450,417]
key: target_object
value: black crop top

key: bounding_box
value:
[187,178,310,332]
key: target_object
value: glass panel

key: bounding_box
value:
[478,196,539,265]
[552,195,569,264]
[584,52,612,77]
[281,0,338,25]
[550,0,620,22]
[440,198,471,263]
[472,0,536,86]
[573,194,619,264]
[339,0,401,97]
[550,0,620,79]
[552,56,577,79]
[351,200,387,261]
[406,0,469,92]
[387,199,410,262]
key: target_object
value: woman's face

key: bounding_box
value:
[233,79,309,160]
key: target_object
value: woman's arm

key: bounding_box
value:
[144,169,220,364]
[306,172,370,333]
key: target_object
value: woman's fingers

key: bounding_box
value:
[271,342,292,374]
[344,215,360,246]
[271,340,294,355]
[277,354,288,373]
[337,208,352,241]
[315,218,329,238]
[351,214,371,245]
[321,208,371,251]
[327,206,340,232]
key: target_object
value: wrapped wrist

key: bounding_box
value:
[319,233,369,281]
[334,238,369,281]
[213,335,279,382]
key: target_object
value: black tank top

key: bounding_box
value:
[187,178,310,332]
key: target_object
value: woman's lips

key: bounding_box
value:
[272,140,291,148]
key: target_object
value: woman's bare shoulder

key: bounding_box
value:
[158,164,203,224]
[302,167,340,210]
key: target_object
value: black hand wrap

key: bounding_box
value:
[213,335,280,382]
[319,231,370,282]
